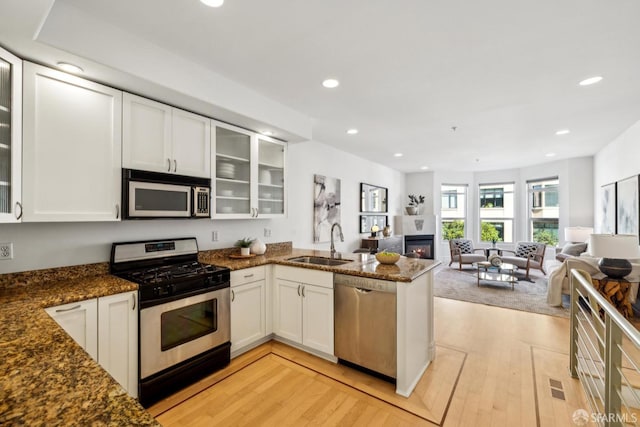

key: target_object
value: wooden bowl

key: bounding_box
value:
[375,252,400,265]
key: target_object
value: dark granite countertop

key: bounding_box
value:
[0,264,158,426]
[199,243,440,283]
[0,241,439,425]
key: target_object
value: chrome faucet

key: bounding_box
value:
[330,222,344,258]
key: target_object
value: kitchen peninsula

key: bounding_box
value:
[0,243,438,424]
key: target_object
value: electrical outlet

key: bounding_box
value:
[212,231,219,242]
[264,228,272,238]
[0,243,13,260]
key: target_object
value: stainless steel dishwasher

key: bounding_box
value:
[334,274,397,379]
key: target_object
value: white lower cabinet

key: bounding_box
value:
[274,266,334,355]
[45,299,98,361]
[230,266,267,354]
[97,291,138,398]
[45,291,138,398]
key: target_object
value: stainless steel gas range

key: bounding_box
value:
[110,237,231,408]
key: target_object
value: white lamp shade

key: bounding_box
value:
[564,226,593,243]
[589,234,640,259]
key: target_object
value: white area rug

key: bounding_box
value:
[434,265,570,318]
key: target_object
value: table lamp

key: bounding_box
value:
[589,234,640,279]
[564,226,593,243]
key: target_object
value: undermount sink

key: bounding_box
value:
[286,256,353,266]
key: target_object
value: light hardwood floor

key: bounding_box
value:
[153,297,589,426]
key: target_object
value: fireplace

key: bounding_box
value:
[404,234,435,259]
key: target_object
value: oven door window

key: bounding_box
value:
[161,298,217,351]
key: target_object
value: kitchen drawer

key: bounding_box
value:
[274,265,333,289]
[231,266,266,287]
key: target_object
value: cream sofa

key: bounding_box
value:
[546,254,640,306]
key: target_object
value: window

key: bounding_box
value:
[528,177,559,246]
[480,188,504,208]
[479,183,514,243]
[441,190,458,209]
[441,184,467,240]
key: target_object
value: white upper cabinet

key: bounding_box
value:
[0,47,22,223]
[122,94,171,173]
[123,93,210,178]
[213,121,286,219]
[22,62,122,222]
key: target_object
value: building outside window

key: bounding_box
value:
[528,177,559,246]
[479,183,514,243]
[441,184,467,240]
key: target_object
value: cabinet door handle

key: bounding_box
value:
[56,304,81,313]
[302,285,305,298]
[244,274,254,278]
[297,285,301,296]
[115,203,120,219]
[167,158,172,172]
[231,290,235,302]
[173,159,177,173]
[15,201,23,220]
[131,293,136,310]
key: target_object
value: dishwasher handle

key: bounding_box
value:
[355,288,373,294]
[334,273,396,294]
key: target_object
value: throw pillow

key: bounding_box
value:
[561,242,587,257]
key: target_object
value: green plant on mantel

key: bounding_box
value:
[234,237,254,248]
[408,194,425,207]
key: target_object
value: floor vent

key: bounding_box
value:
[549,378,565,400]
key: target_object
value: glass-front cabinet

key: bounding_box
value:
[257,136,285,216]
[0,47,22,223]
[212,121,286,219]
[213,125,253,217]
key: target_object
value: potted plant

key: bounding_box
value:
[235,237,254,256]
[405,194,425,215]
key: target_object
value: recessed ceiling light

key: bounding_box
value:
[346,129,358,135]
[322,78,339,89]
[545,152,556,157]
[200,0,224,7]
[57,62,83,73]
[555,129,570,136]
[579,76,603,86]
[394,153,403,157]
[261,130,273,136]
[420,166,429,170]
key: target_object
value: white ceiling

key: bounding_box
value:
[2,0,640,172]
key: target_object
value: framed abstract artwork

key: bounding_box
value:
[616,175,639,241]
[600,182,616,234]
[313,174,341,243]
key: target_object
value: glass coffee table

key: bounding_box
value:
[475,261,518,290]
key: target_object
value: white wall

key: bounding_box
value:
[594,119,640,231]
[405,172,435,215]
[0,141,404,274]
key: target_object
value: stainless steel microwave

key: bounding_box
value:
[122,169,210,219]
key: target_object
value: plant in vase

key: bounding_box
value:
[405,194,425,215]
[235,237,254,256]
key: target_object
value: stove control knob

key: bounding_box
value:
[153,286,162,297]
